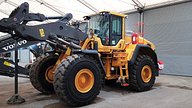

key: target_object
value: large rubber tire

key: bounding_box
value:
[129,55,156,92]
[53,55,101,107]
[29,55,58,94]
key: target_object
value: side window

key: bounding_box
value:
[111,16,122,45]
[100,21,109,45]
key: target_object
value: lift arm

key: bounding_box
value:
[0,2,87,48]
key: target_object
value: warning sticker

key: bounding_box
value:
[39,29,45,37]
[3,61,15,68]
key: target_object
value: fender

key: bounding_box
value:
[73,50,106,75]
[129,44,159,76]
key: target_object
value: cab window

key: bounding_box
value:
[110,16,122,45]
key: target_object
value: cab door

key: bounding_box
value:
[109,15,123,46]
[98,15,123,47]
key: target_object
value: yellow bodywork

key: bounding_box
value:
[81,35,155,80]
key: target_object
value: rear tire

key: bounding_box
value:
[129,55,156,91]
[29,55,58,94]
[54,55,101,107]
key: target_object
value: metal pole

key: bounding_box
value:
[132,0,144,37]
[139,10,144,37]
[7,39,25,104]
[14,39,18,94]
[77,0,99,13]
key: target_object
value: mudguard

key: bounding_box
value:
[129,44,159,76]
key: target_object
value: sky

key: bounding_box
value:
[0,0,174,36]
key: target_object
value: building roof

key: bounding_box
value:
[0,0,184,36]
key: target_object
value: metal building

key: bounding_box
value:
[125,0,192,76]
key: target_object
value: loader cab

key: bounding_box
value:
[85,12,125,46]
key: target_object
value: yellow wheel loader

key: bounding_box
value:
[53,11,159,106]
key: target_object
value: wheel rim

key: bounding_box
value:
[45,66,54,83]
[141,65,152,83]
[75,69,94,93]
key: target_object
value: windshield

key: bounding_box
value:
[89,15,109,45]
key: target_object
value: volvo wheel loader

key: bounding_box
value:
[0,2,163,107]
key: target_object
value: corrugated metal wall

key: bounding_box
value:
[125,13,140,33]
[126,2,192,76]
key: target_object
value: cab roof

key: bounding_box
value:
[84,11,127,18]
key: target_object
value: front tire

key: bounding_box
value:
[129,55,156,91]
[54,55,101,107]
[29,55,58,94]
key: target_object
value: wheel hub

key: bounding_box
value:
[75,69,94,93]
[141,65,152,83]
[45,66,54,83]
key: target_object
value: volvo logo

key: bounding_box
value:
[2,40,27,51]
